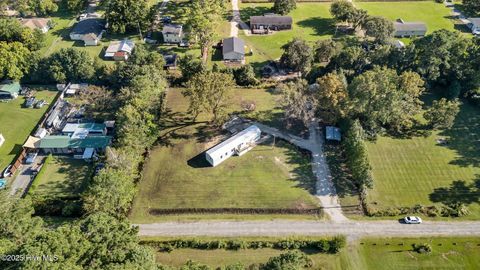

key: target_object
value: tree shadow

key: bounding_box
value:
[297,18,336,37]
[438,102,480,168]
[239,6,272,23]
[429,177,480,206]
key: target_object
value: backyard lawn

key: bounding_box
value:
[239,3,334,64]
[0,88,57,169]
[29,156,91,198]
[366,101,480,219]
[355,1,456,34]
[129,88,318,222]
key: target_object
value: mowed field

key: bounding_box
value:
[366,102,480,218]
[152,237,480,270]
[0,89,57,169]
[29,156,91,198]
[129,88,319,222]
[239,3,334,63]
[355,1,456,34]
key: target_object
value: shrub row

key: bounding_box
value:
[148,208,323,216]
[365,203,470,217]
[141,236,346,254]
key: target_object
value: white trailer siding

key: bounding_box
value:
[205,125,261,167]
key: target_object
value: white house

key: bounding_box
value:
[104,39,135,61]
[70,18,105,46]
[468,18,480,35]
[393,19,427,37]
[205,125,261,167]
[162,24,184,44]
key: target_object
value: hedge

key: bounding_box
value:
[148,208,323,216]
[141,236,346,254]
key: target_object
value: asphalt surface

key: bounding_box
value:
[137,220,480,238]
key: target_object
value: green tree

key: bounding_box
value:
[280,38,313,74]
[233,64,259,86]
[65,0,87,13]
[330,0,356,23]
[424,98,460,129]
[75,85,119,120]
[15,0,58,16]
[0,41,32,81]
[363,16,395,44]
[261,251,312,270]
[183,71,235,124]
[348,67,425,134]
[315,72,349,123]
[0,18,45,51]
[314,39,341,63]
[105,0,151,34]
[278,79,317,126]
[273,0,296,15]
[463,0,480,15]
[43,48,95,83]
[185,0,225,63]
[343,119,373,189]
[179,54,206,83]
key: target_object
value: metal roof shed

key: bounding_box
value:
[326,126,341,142]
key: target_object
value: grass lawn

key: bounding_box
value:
[356,237,480,270]
[152,237,480,270]
[129,88,318,222]
[29,156,91,198]
[366,101,480,219]
[239,3,335,64]
[355,1,456,34]
[0,88,57,169]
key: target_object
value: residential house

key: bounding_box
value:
[20,18,51,33]
[163,53,178,69]
[0,81,20,99]
[250,14,292,34]
[161,24,184,44]
[205,125,261,167]
[38,135,111,158]
[104,39,135,61]
[393,19,427,37]
[468,18,480,35]
[222,37,245,62]
[70,18,105,46]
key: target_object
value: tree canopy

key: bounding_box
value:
[273,0,297,15]
[104,0,151,34]
[280,38,313,74]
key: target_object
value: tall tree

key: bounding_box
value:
[104,0,151,34]
[424,98,461,129]
[314,39,341,63]
[0,41,32,81]
[272,0,296,15]
[330,0,356,23]
[280,38,313,75]
[14,0,58,16]
[315,72,349,123]
[363,16,395,44]
[185,0,225,63]
[183,71,235,124]
[65,0,88,13]
[43,48,95,83]
[278,79,317,126]
[463,0,480,16]
[0,18,45,51]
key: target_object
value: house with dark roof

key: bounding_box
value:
[70,18,105,46]
[393,19,427,37]
[222,37,245,62]
[0,81,20,99]
[162,24,184,44]
[20,18,51,33]
[250,14,292,34]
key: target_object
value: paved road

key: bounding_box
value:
[137,220,480,238]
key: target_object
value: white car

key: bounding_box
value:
[404,216,422,224]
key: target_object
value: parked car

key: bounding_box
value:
[161,16,171,23]
[404,216,422,224]
[1,165,12,178]
[25,151,39,164]
[0,178,6,189]
[179,41,190,48]
[34,99,46,108]
[24,97,36,108]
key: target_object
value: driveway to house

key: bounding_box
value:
[253,121,348,222]
[9,155,44,196]
[231,0,251,37]
[137,220,480,238]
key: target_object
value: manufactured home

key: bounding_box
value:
[393,19,427,37]
[250,14,292,34]
[205,125,261,167]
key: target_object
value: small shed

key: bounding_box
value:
[205,125,261,167]
[0,81,20,99]
[163,53,178,69]
[393,19,427,37]
[326,126,341,142]
[222,37,245,62]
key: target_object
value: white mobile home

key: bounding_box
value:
[205,125,261,167]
